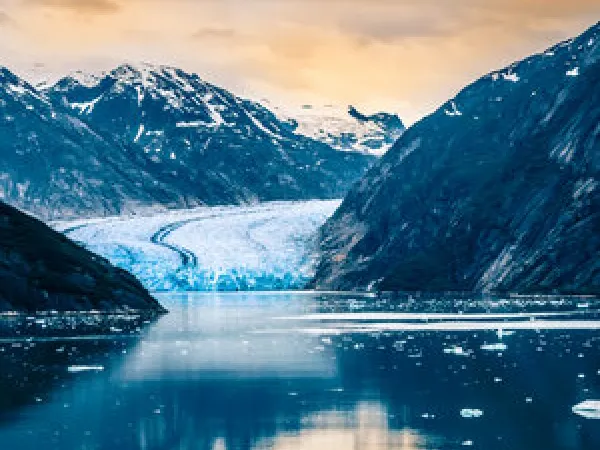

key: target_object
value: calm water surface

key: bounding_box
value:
[0,292,599,450]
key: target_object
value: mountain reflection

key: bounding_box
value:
[0,292,598,450]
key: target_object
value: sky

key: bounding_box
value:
[0,0,599,124]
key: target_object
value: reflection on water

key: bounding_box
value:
[0,292,599,450]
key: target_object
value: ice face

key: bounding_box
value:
[56,200,340,292]
[572,400,600,419]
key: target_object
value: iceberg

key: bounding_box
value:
[443,346,472,356]
[480,343,508,351]
[67,365,105,373]
[460,409,484,418]
[572,400,600,419]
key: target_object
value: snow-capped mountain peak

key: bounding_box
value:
[36,63,375,215]
[0,67,52,107]
[283,104,406,156]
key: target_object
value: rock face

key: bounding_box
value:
[312,22,600,294]
[1,64,374,220]
[0,67,182,220]
[44,64,375,211]
[287,105,405,156]
[0,201,165,313]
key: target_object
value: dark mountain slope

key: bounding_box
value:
[312,22,600,294]
[0,201,165,313]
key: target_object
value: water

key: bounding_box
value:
[0,292,599,450]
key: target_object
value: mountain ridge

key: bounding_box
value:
[311,21,600,294]
[1,64,375,220]
[0,200,165,313]
[284,104,405,156]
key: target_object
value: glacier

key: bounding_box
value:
[54,200,340,292]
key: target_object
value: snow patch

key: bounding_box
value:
[573,178,597,199]
[502,72,520,82]
[134,124,145,142]
[70,94,103,114]
[444,101,463,117]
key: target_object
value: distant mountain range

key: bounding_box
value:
[1,64,377,220]
[284,104,405,156]
[312,22,600,294]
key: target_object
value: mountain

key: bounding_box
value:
[0,67,183,220]
[0,201,165,313]
[312,22,600,294]
[285,105,405,156]
[45,64,375,207]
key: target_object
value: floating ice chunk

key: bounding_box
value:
[572,400,600,419]
[67,365,104,373]
[480,343,508,352]
[497,329,515,339]
[443,346,471,356]
[566,67,580,77]
[460,409,484,418]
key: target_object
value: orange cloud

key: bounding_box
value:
[4,0,600,124]
[0,11,13,26]
[27,0,119,14]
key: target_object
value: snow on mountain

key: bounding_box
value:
[55,200,340,292]
[282,104,405,156]
[0,66,184,220]
[312,21,600,294]
[46,64,376,208]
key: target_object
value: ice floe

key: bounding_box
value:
[67,365,105,373]
[460,409,484,418]
[480,343,508,352]
[572,400,600,419]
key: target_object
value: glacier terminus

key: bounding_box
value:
[54,200,340,292]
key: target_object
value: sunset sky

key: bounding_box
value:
[1,0,599,124]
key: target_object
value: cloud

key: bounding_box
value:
[192,27,239,41]
[7,0,600,125]
[0,11,15,27]
[27,0,119,14]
